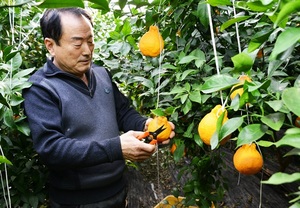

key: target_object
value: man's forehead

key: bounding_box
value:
[60,12,92,27]
[60,14,93,38]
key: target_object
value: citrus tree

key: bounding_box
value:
[94,0,300,207]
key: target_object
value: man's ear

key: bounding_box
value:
[44,38,56,56]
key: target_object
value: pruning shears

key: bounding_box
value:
[137,125,166,145]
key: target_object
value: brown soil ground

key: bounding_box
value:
[125,145,299,208]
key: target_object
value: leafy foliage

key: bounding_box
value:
[93,0,300,207]
[0,3,48,207]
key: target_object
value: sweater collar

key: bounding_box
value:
[44,58,96,97]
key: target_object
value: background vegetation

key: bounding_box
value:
[0,0,299,207]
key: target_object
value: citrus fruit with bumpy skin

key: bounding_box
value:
[139,25,164,57]
[198,105,229,145]
[233,143,263,175]
[148,116,172,142]
[230,75,252,100]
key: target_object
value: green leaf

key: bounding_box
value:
[230,93,240,111]
[28,195,39,208]
[118,0,127,10]
[257,140,274,147]
[89,0,109,12]
[178,55,198,64]
[189,90,201,104]
[211,111,226,150]
[247,1,274,12]
[196,1,209,30]
[210,131,219,150]
[151,108,165,116]
[260,0,274,5]
[183,182,194,192]
[275,133,300,149]
[3,45,13,60]
[267,60,285,77]
[231,52,254,72]
[195,59,205,69]
[261,113,285,131]
[194,134,203,147]
[13,68,35,79]
[183,123,194,138]
[270,28,300,60]
[219,117,243,141]
[0,155,12,165]
[248,30,273,52]
[237,124,268,147]
[248,79,270,92]
[282,87,300,116]
[285,128,300,135]
[11,52,22,69]
[169,85,186,94]
[220,16,251,32]
[265,100,283,112]
[162,63,177,70]
[4,50,19,63]
[182,99,192,115]
[201,74,239,93]
[275,0,300,28]
[12,81,32,91]
[3,109,15,128]
[207,0,231,6]
[109,31,121,40]
[180,94,189,104]
[262,172,300,185]
[10,93,24,106]
[165,107,175,116]
[0,93,9,107]
[181,70,197,81]
[121,19,131,36]
[133,77,153,89]
[173,140,186,162]
[184,82,191,92]
[16,122,31,136]
[284,148,300,157]
[38,0,85,8]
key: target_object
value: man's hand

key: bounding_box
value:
[120,131,156,162]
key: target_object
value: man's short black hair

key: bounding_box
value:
[40,8,93,45]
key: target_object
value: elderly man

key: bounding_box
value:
[23,7,174,207]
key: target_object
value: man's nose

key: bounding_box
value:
[82,42,93,56]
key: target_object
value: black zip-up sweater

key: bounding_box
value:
[23,59,147,205]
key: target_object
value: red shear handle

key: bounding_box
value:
[149,140,157,145]
[137,131,150,140]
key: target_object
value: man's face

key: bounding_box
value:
[45,13,94,78]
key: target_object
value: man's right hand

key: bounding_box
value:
[120,131,156,162]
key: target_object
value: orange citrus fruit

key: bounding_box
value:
[295,116,300,127]
[233,143,263,175]
[139,25,164,57]
[198,105,230,145]
[148,116,172,142]
[230,75,252,100]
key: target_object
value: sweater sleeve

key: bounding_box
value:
[23,82,123,170]
[112,81,147,132]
